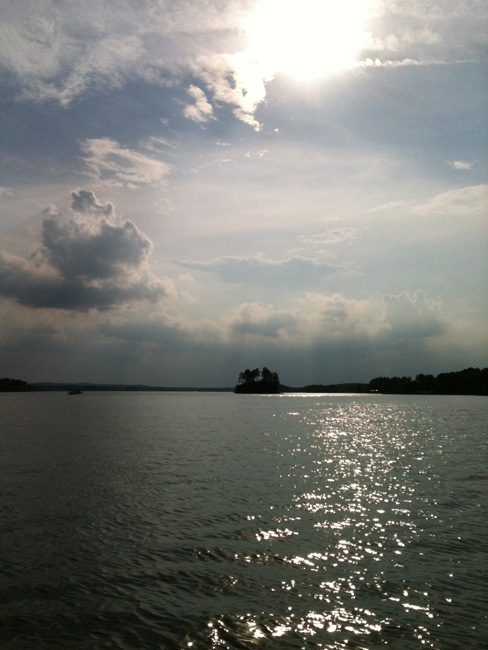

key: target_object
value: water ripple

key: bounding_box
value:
[1,392,487,649]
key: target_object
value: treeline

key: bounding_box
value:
[235,366,488,396]
[285,383,369,393]
[0,378,29,392]
[369,367,488,395]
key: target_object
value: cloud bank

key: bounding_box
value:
[2,0,484,128]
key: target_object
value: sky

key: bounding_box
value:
[0,0,487,387]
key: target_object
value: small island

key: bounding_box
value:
[234,367,281,394]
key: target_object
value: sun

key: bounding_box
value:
[241,0,375,82]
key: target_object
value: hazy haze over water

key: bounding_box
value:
[1,392,487,649]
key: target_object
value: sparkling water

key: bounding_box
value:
[1,392,486,649]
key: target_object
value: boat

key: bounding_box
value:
[67,389,83,395]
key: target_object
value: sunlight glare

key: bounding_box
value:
[242,0,375,81]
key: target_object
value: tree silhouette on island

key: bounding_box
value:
[234,367,281,394]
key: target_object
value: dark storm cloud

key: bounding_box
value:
[0,189,171,311]
[0,258,164,311]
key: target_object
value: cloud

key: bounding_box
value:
[300,228,358,246]
[90,290,452,388]
[0,1,205,104]
[100,311,220,352]
[302,293,379,339]
[0,0,262,124]
[363,0,488,66]
[184,85,215,124]
[227,291,448,346]
[41,204,152,282]
[175,256,341,288]
[0,189,172,311]
[359,57,423,68]
[192,53,265,131]
[381,290,446,339]
[409,184,487,219]
[71,188,115,216]
[448,160,473,170]
[229,302,298,339]
[81,138,170,189]
[370,185,487,226]
[2,283,462,386]
[2,0,485,132]
[143,136,178,152]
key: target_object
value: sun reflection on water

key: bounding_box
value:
[183,397,484,649]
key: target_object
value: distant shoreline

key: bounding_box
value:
[1,367,487,395]
[22,383,235,393]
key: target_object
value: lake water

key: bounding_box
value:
[1,392,487,649]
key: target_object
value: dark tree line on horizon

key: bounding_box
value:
[234,366,488,395]
[368,367,488,395]
[0,378,28,392]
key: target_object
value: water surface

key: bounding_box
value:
[1,392,486,648]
